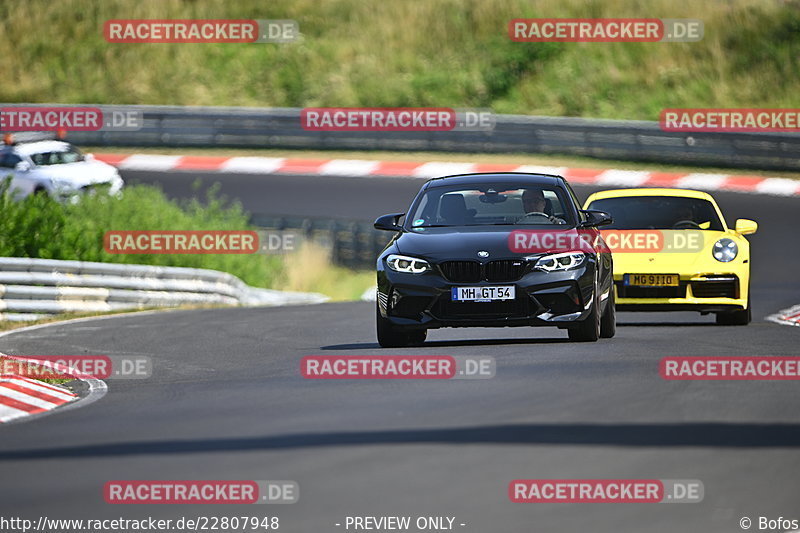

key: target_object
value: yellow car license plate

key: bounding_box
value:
[625,274,679,287]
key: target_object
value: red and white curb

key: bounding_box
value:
[766,305,800,327]
[0,316,114,425]
[0,373,77,423]
[96,154,800,197]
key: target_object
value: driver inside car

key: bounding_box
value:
[518,189,566,224]
[671,203,711,229]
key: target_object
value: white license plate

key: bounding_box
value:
[451,286,515,302]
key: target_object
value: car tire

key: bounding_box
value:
[376,304,427,347]
[568,292,601,342]
[715,302,751,326]
[406,330,427,347]
[600,287,616,339]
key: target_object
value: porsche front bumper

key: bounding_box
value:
[614,273,748,312]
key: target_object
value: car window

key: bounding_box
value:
[29,146,84,166]
[407,183,575,227]
[586,196,724,231]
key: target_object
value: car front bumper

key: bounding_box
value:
[377,260,601,330]
[614,272,748,312]
[54,176,124,202]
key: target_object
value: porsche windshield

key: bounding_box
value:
[587,196,724,230]
[407,184,575,227]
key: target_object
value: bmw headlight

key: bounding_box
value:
[533,252,586,272]
[386,254,431,274]
[712,238,738,262]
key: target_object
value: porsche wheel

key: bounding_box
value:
[716,302,751,326]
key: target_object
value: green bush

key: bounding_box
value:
[0,179,283,288]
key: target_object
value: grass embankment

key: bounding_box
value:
[1,0,798,120]
[0,181,374,317]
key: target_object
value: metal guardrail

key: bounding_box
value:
[0,257,327,321]
[4,104,794,171]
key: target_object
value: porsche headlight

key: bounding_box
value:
[712,238,738,262]
[386,254,430,274]
[533,252,586,272]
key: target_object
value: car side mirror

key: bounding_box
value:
[84,153,95,162]
[579,209,613,228]
[734,218,757,235]
[14,161,30,172]
[374,212,405,232]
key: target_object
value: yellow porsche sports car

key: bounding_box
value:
[583,188,757,325]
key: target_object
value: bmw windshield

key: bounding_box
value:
[406,183,576,228]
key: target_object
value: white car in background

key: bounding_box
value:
[0,135,123,201]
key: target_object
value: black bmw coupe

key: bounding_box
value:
[374,172,616,347]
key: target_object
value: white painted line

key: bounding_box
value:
[755,178,800,197]
[319,159,380,176]
[219,157,286,174]
[412,162,477,179]
[595,169,652,187]
[117,155,183,171]
[675,173,729,191]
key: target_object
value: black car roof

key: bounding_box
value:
[424,172,564,188]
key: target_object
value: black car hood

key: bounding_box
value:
[395,226,583,261]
